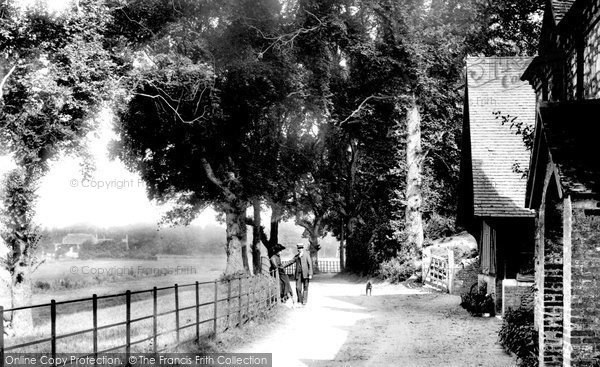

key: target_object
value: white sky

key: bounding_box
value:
[0,0,225,229]
[1,0,288,230]
[0,108,222,229]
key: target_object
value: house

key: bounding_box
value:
[521,0,600,365]
[60,233,97,258]
[458,56,537,314]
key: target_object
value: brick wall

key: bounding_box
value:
[542,188,564,366]
[535,205,545,364]
[564,203,600,366]
[563,197,573,367]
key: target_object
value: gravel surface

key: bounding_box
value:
[238,274,517,367]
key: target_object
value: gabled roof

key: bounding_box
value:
[466,57,536,218]
[536,100,600,195]
[551,0,575,24]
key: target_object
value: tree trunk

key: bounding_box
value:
[308,232,320,274]
[269,203,283,249]
[9,276,33,330]
[251,199,262,274]
[306,222,322,274]
[339,220,345,271]
[1,167,38,330]
[405,97,424,271]
[224,202,249,275]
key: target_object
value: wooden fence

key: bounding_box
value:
[283,258,341,276]
[0,271,279,365]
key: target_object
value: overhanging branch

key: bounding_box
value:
[200,157,236,202]
[0,64,17,104]
[339,94,392,125]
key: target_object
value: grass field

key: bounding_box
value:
[30,255,227,303]
[2,255,281,353]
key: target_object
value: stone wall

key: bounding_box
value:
[501,280,534,315]
[451,258,479,295]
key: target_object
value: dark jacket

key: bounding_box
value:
[295,252,313,279]
[270,254,295,270]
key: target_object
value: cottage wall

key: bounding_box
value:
[525,2,600,366]
[563,199,600,366]
[542,180,564,366]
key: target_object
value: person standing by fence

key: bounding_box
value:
[294,243,312,306]
[270,244,296,304]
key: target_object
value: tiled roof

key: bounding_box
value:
[466,57,536,218]
[538,100,600,194]
[552,0,575,23]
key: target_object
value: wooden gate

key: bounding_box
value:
[424,249,455,292]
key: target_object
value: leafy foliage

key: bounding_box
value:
[498,306,538,367]
[463,0,545,56]
[377,256,415,283]
[460,283,495,316]
[0,1,118,315]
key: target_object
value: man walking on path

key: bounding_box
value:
[295,243,312,306]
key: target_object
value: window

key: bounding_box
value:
[481,221,497,275]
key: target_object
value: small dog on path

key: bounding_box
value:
[366,280,372,296]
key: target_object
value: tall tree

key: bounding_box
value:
[287,0,464,274]
[113,0,305,275]
[0,0,117,327]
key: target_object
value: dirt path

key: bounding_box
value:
[237,274,517,367]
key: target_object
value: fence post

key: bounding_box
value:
[238,277,242,327]
[153,287,157,354]
[248,278,252,321]
[447,248,455,294]
[246,277,251,321]
[0,306,4,367]
[51,299,56,365]
[195,281,200,342]
[267,275,271,309]
[125,290,131,360]
[275,270,281,303]
[213,280,218,336]
[174,284,180,346]
[226,280,231,329]
[92,294,98,361]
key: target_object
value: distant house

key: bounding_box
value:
[458,56,537,314]
[60,233,97,258]
[521,0,600,365]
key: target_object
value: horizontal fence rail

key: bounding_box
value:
[283,258,341,276]
[0,270,280,366]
